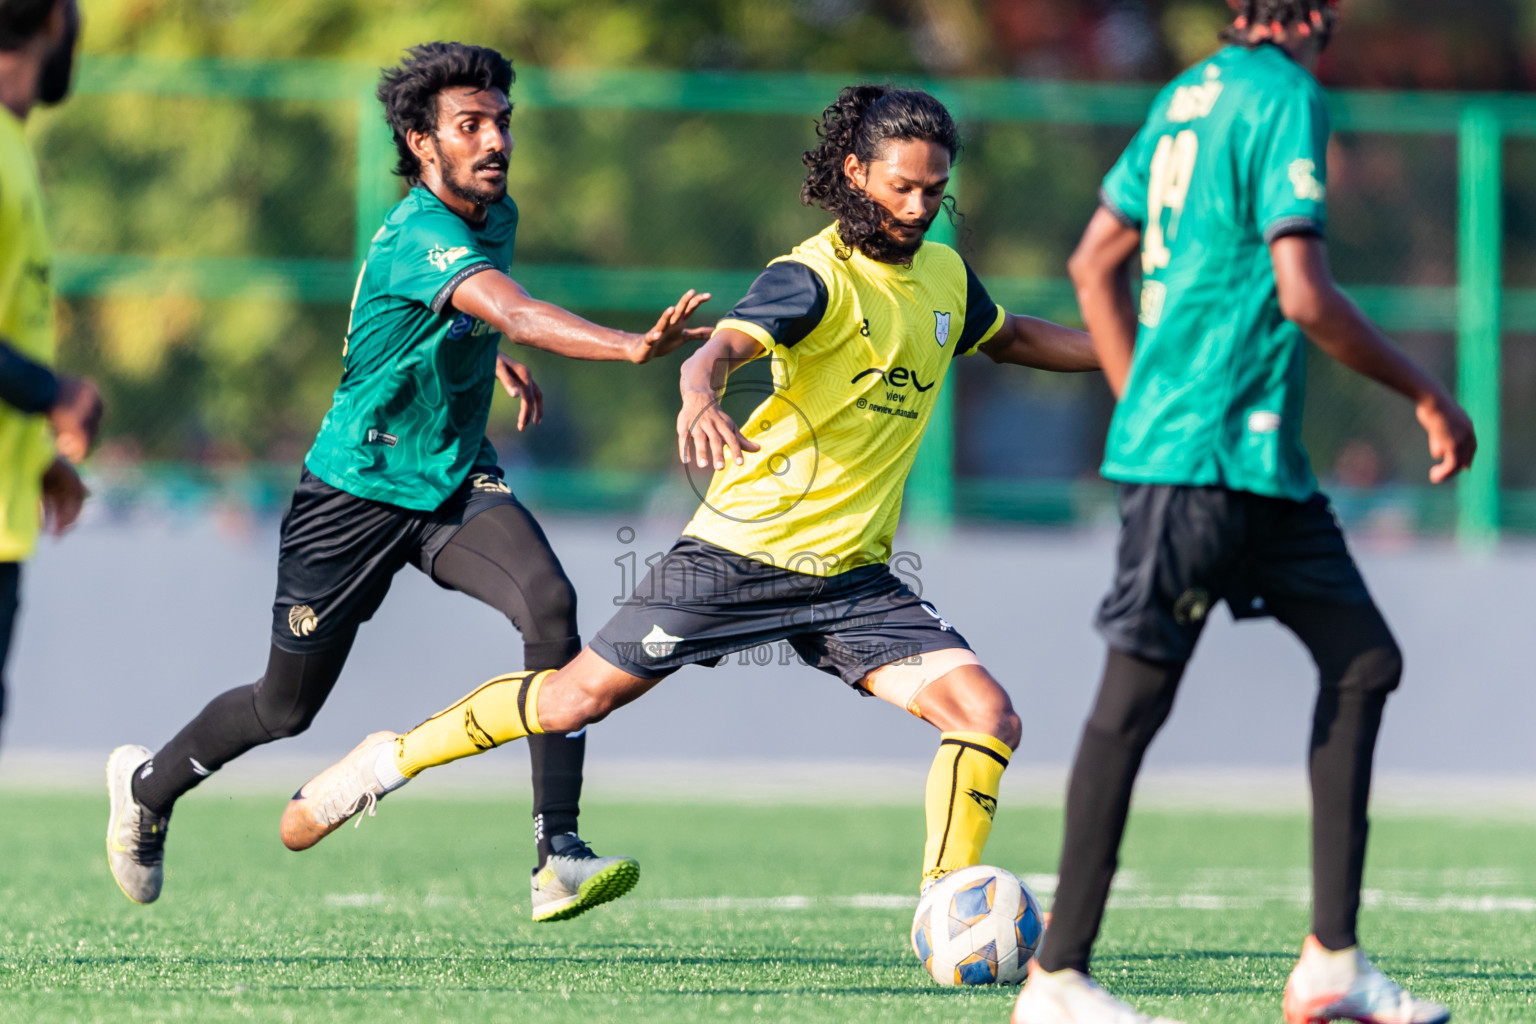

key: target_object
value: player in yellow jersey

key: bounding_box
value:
[0,0,101,743]
[287,86,1097,900]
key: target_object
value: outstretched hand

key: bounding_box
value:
[677,389,760,471]
[631,290,712,364]
[495,353,543,431]
[1417,395,1476,484]
[41,458,87,536]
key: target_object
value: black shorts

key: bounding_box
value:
[590,536,971,686]
[271,467,521,652]
[1096,484,1373,663]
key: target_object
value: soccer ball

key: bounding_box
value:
[910,865,1044,986]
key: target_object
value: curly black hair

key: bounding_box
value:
[1220,0,1340,48]
[800,85,961,265]
[0,0,55,49]
[377,42,515,183]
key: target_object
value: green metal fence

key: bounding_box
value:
[60,57,1529,543]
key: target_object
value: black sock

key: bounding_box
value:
[131,640,352,817]
[529,729,584,864]
[1037,649,1185,974]
[132,684,271,816]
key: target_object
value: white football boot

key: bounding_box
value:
[280,731,399,850]
[530,832,641,922]
[1012,961,1186,1024]
[1283,935,1450,1024]
[106,744,170,904]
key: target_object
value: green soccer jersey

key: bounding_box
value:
[1099,43,1330,501]
[305,187,517,510]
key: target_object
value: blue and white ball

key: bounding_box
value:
[910,865,1044,986]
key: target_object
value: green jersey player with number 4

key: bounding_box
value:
[1015,3,1476,1024]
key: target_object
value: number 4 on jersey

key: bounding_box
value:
[1142,129,1198,274]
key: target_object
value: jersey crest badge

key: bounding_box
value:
[427,245,473,272]
[933,311,951,348]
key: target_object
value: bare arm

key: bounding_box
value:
[978,313,1099,371]
[1271,234,1476,483]
[1066,207,1144,398]
[676,327,766,470]
[453,270,711,364]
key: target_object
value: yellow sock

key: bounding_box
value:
[393,669,549,778]
[922,731,1012,884]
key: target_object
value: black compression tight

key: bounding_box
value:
[1036,600,1402,974]
[430,508,586,859]
[133,503,585,844]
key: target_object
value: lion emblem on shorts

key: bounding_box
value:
[1173,588,1212,626]
[288,604,319,637]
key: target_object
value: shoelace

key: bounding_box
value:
[317,787,378,830]
[132,813,169,867]
[550,835,595,860]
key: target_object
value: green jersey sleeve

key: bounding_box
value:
[1255,84,1330,242]
[388,207,498,314]
[1099,120,1158,227]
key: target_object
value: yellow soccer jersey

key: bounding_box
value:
[683,225,1005,576]
[0,107,58,561]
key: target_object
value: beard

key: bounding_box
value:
[432,137,508,209]
[37,2,79,106]
[854,210,936,265]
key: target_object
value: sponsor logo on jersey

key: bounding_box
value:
[427,245,473,272]
[1247,410,1282,434]
[933,310,951,347]
[966,789,999,819]
[1167,65,1224,122]
[642,624,685,659]
[850,366,935,392]
[365,429,398,447]
[470,472,512,494]
[448,313,476,339]
[1289,159,1326,202]
[288,604,320,637]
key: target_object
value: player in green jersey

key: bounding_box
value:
[1014,5,1474,1024]
[106,43,710,922]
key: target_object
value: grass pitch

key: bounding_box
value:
[0,787,1532,1023]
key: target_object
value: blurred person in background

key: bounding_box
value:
[1016,2,1475,1023]
[0,0,102,747]
[104,41,710,918]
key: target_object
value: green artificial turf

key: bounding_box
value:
[0,788,1531,1023]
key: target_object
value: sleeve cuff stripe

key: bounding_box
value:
[1263,217,1324,243]
[716,318,779,350]
[968,305,1007,355]
[1098,188,1140,228]
[430,262,496,315]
